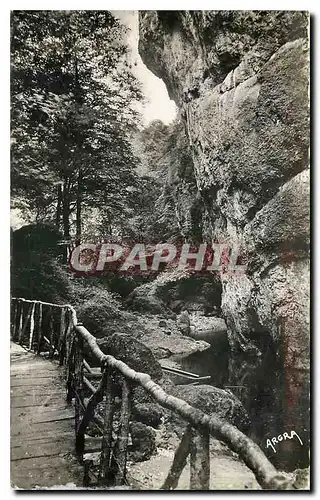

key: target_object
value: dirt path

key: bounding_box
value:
[127,445,261,490]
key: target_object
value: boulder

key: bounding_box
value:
[189,314,227,345]
[77,292,127,338]
[169,384,250,433]
[126,272,222,317]
[97,333,163,381]
[131,403,164,428]
[125,283,174,317]
[244,169,310,273]
[176,310,190,335]
[136,315,210,360]
[129,422,156,462]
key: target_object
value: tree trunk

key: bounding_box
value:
[56,183,63,229]
[62,180,70,240]
[75,167,82,247]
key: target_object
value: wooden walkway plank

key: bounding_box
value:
[10,342,83,489]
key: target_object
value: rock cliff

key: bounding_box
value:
[139,10,309,469]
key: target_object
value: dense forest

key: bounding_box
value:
[11,10,195,301]
[10,10,310,490]
[11,11,182,244]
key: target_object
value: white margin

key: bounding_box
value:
[1,2,317,498]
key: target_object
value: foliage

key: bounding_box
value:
[11,223,71,303]
[11,10,143,238]
[131,118,196,243]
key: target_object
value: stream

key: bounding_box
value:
[178,338,309,473]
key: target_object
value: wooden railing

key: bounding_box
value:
[11,297,294,490]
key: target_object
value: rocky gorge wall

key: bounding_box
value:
[139,11,310,469]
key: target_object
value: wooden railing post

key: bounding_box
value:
[64,309,73,364]
[28,302,35,350]
[190,428,210,490]
[11,299,18,340]
[48,307,55,358]
[9,298,296,491]
[19,301,33,346]
[74,334,84,436]
[99,367,114,485]
[58,307,66,366]
[17,299,24,344]
[66,337,76,403]
[75,368,109,457]
[11,299,17,341]
[65,310,77,403]
[113,377,131,486]
[36,302,43,354]
[17,300,23,342]
[162,425,192,490]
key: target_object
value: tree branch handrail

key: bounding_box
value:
[10,297,293,490]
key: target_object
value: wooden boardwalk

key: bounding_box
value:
[10,342,83,489]
[10,297,296,491]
